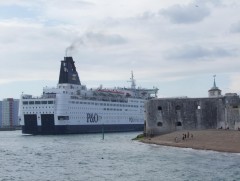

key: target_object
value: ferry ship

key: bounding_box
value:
[19,56,158,134]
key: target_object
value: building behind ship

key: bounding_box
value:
[145,77,240,136]
[0,98,19,128]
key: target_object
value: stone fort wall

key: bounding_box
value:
[145,94,240,136]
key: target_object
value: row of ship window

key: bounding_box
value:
[130,100,144,103]
[69,101,140,108]
[70,108,124,114]
[68,117,131,120]
[104,108,122,111]
[22,106,54,109]
[69,113,141,118]
[22,101,54,105]
[22,100,144,108]
[23,112,54,114]
[68,107,140,112]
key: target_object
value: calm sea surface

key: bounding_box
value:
[0,131,239,181]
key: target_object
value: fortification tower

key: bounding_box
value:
[208,75,221,97]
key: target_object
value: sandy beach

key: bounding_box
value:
[141,129,240,153]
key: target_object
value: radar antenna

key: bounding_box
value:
[127,71,136,89]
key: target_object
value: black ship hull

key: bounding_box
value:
[22,124,144,135]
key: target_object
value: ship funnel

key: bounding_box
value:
[58,57,81,85]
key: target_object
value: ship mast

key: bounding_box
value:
[129,71,136,89]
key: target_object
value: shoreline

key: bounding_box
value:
[141,129,240,153]
[0,127,21,131]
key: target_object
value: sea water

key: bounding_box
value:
[0,131,239,181]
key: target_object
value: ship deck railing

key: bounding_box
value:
[22,94,56,99]
[70,95,129,103]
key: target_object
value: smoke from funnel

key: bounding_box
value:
[65,32,126,57]
[65,38,84,57]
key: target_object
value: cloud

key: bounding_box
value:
[0,4,38,19]
[160,3,211,24]
[230,21,240,33]
[66,31,127,55]
[165,45,234,61]
[228,73,240,93]
[0,0,93,7]
[0,0,240,99]
[83,32,127,45]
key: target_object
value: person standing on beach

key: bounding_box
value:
[175,137,178,143]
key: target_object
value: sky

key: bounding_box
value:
[0,0,240,99]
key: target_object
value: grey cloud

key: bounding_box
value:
[73,0,94,6]
[58,0,95,8]
[66,32,127,56]
[160,4,211,24]
[84,32,126,45]
[165,45,233,61]
[138,11,157,20]
[230,21,240,33]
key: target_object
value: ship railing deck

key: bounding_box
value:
[22,95,56,99]
[70,95,129,103]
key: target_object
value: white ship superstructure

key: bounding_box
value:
[19,57,158,134]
